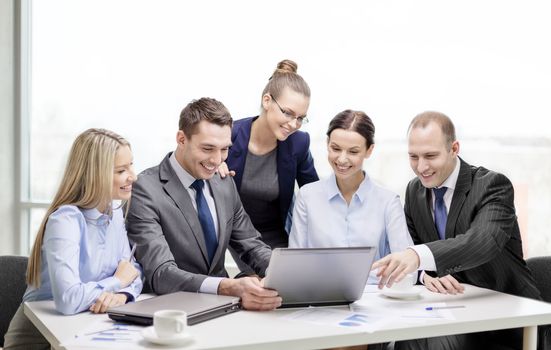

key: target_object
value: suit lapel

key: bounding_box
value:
[159,155,210,265]
[446,159,472,238]
[417,185,440,241]
[206,176,229,274]
[228,118,253,191]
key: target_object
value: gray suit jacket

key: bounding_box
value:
[126,153,272,295]
[405,158,540,299]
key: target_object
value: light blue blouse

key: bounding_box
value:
[289,173,413,283]
[23,204,143,315]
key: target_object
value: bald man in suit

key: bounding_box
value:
[373,111,540,350]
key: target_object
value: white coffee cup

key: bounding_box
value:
[390,273,415,292]
[153,309,187,338]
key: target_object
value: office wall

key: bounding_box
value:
[0,0,15,255]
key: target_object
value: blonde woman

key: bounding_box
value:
[4,128,142,350]
[220,59,319,275]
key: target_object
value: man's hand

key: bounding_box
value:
[424,274,464,295]
[372,248,420,289]
[218,277,281,311]
[89,292,127,313]
[217,162,236,178]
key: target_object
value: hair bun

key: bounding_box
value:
[275,59,298,74]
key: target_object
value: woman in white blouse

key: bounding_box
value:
[289,110,413,283]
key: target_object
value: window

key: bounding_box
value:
[20,0,551,257]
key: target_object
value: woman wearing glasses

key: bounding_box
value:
[289,110,413,284]
[4,129,142,350]
[220,59,319,275]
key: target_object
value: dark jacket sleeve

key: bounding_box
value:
[226,178,272,276]
[295,132,319,187]
[428,172,517,275]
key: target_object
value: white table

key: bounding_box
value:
[25,285,551,350]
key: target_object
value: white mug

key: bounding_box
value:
[153,309,187,338]
[390,273,415,292]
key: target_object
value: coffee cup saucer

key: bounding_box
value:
[141,326,193,345]
[380,287,421,300]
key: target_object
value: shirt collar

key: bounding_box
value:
[438,157,461,190]
[324,172,371,203]
[169,151,197,188]
[81,203,115,224]
[81,207,104,220]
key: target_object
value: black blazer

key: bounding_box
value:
[405,158,540,299]
[226,116,319,226]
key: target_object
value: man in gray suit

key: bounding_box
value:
[373,111,540,349]
[127,97,282,311]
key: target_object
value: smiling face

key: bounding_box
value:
[327,128,374,183]
[111,145,135,201]
[262,87,310,141]
[408,121,459,188]
[175,120,232,179]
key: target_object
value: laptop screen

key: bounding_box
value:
[263,247,376,307]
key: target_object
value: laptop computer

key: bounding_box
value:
[263,247,376,308]
[107,291,241,325]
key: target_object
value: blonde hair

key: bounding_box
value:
[27,128,130,287]
[261,59,311,103]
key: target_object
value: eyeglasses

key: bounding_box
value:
[270,94,309,125]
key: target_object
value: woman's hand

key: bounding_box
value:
[89,292,127,313]
[114,260,139,288]
[217,162,236,178]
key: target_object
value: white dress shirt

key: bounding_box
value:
[289,172,413,283]
[23,204,143,315]
[411,157,461,273]
[169,152,223,294]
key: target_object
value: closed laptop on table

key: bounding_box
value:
[263,247,376,308]
[107,291,241,325]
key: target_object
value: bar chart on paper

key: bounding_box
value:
[61,320,145,348]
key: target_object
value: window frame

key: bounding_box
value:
[15,0,49,255]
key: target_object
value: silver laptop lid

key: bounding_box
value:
[263,247,376,306]
[108,291,240,318]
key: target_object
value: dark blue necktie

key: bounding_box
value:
[433,187,448,240]
[190,180,218,263]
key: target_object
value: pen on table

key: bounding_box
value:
[425,305,466,311]
[82,325,129,337]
